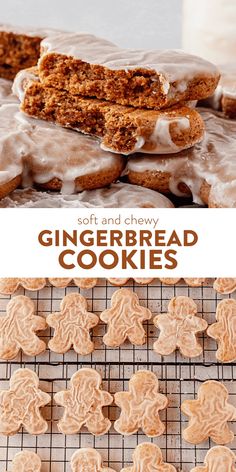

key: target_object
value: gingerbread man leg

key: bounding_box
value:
[49,330,71,353]
[23,408,48,435]
[86,410,111,436]
[210,423,234,445]
[142,407,166,437]
[20,335,46,357]
[128,323,146,345]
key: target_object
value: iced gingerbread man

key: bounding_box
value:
[0,295,47,360]
[47,293,99,355]
[0,368,51,435]
[121,443,177,472]
[182,380,236,444]
[114,370,168,437]
[207,299,236,362]
[71,448,116,472]
[100,288,152,347]
[54,368,113,435]
[153,296,208,358]
[190,446,236,472]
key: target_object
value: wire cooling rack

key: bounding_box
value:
[0,279,235,472]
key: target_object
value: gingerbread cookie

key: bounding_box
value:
[153,296,208,358]
[108,278,154,286]
[100,288,152,347]
[114,370,168,437]
[121,443,177,472]
[7,451,42,472]
[71,448,116,472]
[47,293,99,355]
[48,278,98,289]
[0,368,50,435]
[203,63,236,119]
[207,299,236,363]
[127,109,236,208]
[0,295,47,359]
[38,33,219,109]
[0,278,46,294]
[190,446,236,472]
[213,278,236,294]
[181,380,236,444]
[160,278,206,287]
[54,368,112,435]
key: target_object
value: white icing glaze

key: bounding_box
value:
[127,109,236,207]
[40,32,219,88]
[0,79,18,104]
[0,183,174,208]
[206,63,236,110]
[0,23,63,38]
[183,0,236,63]
[0,103,122,190]
[12,69,39,102]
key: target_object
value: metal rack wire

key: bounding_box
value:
[0,279,235,471]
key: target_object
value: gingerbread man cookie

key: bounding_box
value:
[0,368,51,435]
[71,448,116,472]
[7,451,42,472]
[0,278,46,295]
[114,370,168,437]
[181,380,236,444]
[207,299,236,362]
[54,368,112,435]
[121,443,177,472]
[213,278,236,294]
[190,446,236,472]
[48,278,98,289]
[153,296,208,358]
[160,278,206,287]
[0,295,47,360]
[47,293,99,355]
[108,278,154,286]
[100,288,152,347]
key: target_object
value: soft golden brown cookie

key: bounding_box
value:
[0,368,51,435]
[213,278,236,294]
[100,288,152,347]
[121,443,177,472]
[207,299,236,363]
[54,368,113,435]
[7,451,42,472]
[181,380,236,444]
[48,278,98,289]
[71,448,116,472]
[47,293,99,355]
[0,295,47,359]
[153,296,208,357]
[190,446,236,472]
[114,370,168,437]
[0,278,46,294]
[107,278,154,286]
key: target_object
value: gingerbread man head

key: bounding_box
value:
[9,451,42,472]
[121,443,177,472]
[190,446,236,472]
[71,448,116,472]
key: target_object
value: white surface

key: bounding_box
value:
[182,0,236,63]
[0,0,182,49]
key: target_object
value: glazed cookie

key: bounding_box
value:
[0,184,175,209]
[0,368,51,435]
[203,63,236,118]
[114,370,168,437]
[16,68,205,155]
[181,380,236,444]
[0,24,61,79]
[47,293,99,355]
[127,109,236,208]
[0,278,46,295]
[38,33,219,109]
[107,278,154,286]
[207,299,236,363]
[48,278,98,289]
[190,446,236,472]
[100,288,152,347]
[54,368,113,435]
[71,449,116,472]
[160,278,206,286]
[6,451,42,472]
[153,296,208,357]
[0,295,47,359]
[121,443,177,472]
[213,278,236,294]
